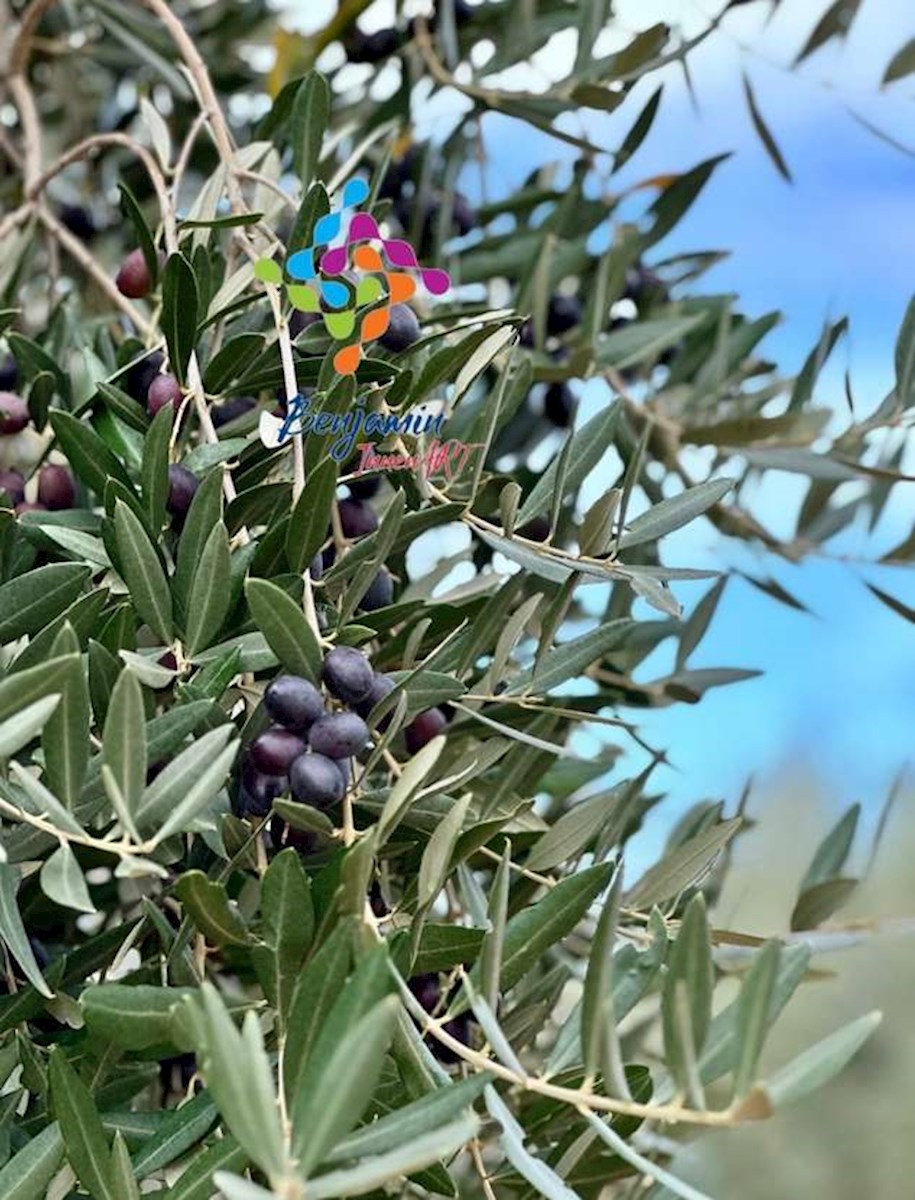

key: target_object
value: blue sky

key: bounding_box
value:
[456,1,915,845]
[302,1,915,845]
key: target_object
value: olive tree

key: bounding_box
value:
[0,0,910,1197]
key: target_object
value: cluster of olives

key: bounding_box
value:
[238,644,449,824]
[238,647,378,820]
[0,360,77,514]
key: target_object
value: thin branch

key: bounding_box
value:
[0,796,156,861]
[9,0,58,72]
[394,971,745,1130]
[579,1106,716,1200]
[27,132,169,217]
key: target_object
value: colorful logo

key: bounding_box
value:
[254,178,451,376]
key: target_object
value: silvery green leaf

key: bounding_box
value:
[750,1010,882,1113]
[188,984,286,1180]
[327,1074,488,1164]
[292,995,399,1177]
[625,817,742,910]
[508,619,634,697]
[117,650,177,689]
[377,735,446,845]
[484,1084,581,1200]
[134,724,235,833]
[516,401,621,527]
[6,763,87,837]
[48,1046,119,1200]
[480,841,510,1010]
[464,978,524,1075]
[0,862,54,997]
[139,96,171,169]
[35,526,110,567]
[307,1113,477,1198]
[107,1132,139,1200]
[211,1174,274,1200]
[40,843,96,914]
[113,501,173,644]
[662,893,712,1103]
[581,869,630,1098]
[0,695,61,757]
[102,669,145,822]
[732,939,781,1098]
[149,740,239,845]
[618,478,734,549]
[581,1106,714,1200]
[454,325,516,402]
[418,793,471,908]
[0,1121,64,1200]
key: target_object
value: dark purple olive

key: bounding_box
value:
[308,712,370,760]
[547,294,582,336]
[322,646,374,705]
[289,310,322,339]
[270,816,318,855]
[15,501,45,515]
[249,727,307,776]
[116,249,152,299]
[309,552,324,581]
[517,515,551,543]
[290,752,345,807]
[167,465,198,520]
[127,350,165,402]
[0,468,25,505]
[355,673,395,721]
[238,762,287,817]
[338,498,378,539]
[380,305,421,352]
[347,473,381,501]
[335,757,353,789]
[264,675,325,732]
[0,392,29,435]
[37,464,75,510]
[369,880,389,918]
[379,146,420,199]
[409,972,441,1014]
[344,24,400,63]
[60,203,97,243]
[433,1013,471,1064]
[0,355,17,391]
[147,373,182,416]
[212,395,256,427]
[358,568,394,612]
[405,708,447,755]
[544,382,574,428]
